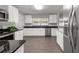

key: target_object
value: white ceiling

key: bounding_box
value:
[14,5,63,15]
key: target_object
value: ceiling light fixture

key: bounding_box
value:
[63,5,72,9]
[34,5,43,10]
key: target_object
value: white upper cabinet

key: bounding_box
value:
[8,6,19,23]
[8,5,20,28]
[25,15,32,23]
[49,15,58,23]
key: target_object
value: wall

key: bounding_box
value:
[0,22,15,29]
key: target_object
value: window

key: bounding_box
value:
[32,17,48,25]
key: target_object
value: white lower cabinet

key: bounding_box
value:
[57,30,64,51]
[23,28,45,36]
[14,30,23,40]
[14,44,24,53]
[51,28,57,36]
[24,28,57,37]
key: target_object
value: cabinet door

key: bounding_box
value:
[15,45,24,53]
[15,30,23,40]
[51,28,57,36]
[57,30,64,51]
[49,15,58,23]
[8,6,19,23]
[25,15,32,23]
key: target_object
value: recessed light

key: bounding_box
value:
[34,5,43,10]
[63,5,72,9]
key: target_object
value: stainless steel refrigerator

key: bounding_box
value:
[63,5,79,53]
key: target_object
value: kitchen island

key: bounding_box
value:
[0,40,25,53]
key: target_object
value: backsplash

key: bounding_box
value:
[0,22,15,29]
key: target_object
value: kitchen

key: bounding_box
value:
[0,5,79,53]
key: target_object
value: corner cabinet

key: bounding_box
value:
[23,28,45,36]
[14,30,23,40]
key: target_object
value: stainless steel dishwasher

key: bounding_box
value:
[45,28,51,37]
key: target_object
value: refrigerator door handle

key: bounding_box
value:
[67,6,75,52]
[69,10,78,50]
[69,16,74,48]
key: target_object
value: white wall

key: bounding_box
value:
[0,22,15,29]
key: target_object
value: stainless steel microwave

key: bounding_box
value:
[0,11,8,21]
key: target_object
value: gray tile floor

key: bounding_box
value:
[24,37,62,53]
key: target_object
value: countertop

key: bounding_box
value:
[0,40,25,53]
[0,29,23,39]
[24,25,58,28]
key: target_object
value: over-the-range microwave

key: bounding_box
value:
[0,10,8,21]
